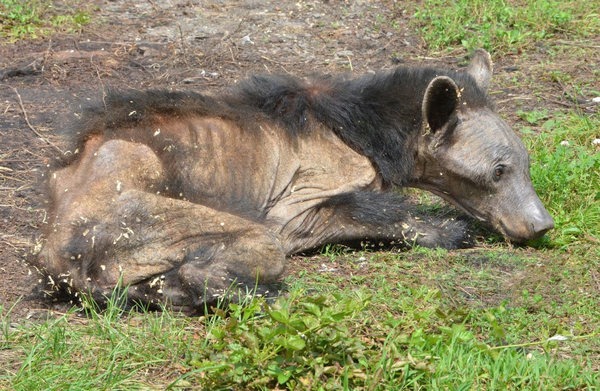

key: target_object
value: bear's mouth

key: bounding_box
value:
[421,187,488,223]
[413,187,538,242]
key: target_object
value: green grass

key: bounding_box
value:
[413,0,600,54]
[2,253,598,390]
[524,111,600,250]
[0,0,91,41]
[1,0,599,389]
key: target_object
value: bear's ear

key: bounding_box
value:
[422,76,460,136]
[467,49,493,91]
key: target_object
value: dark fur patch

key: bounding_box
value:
[231,68,489,184]
[299,190,473,250]
[66,66,490,186]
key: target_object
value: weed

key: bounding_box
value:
[413,0,600,54]
[0,301,19,344]
[0,0,91,41]
[518,109,549,124]
[320,243,351,261]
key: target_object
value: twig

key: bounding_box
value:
[488,330,600,351]
[228,17,247,41]
[0,203,33,211]
[89,55,107,111]
[0,84,64,154]
[147,0,160,12]
[591,270,600,293]
[380,36,398,51]
[312,31,329,45]
[229,45,236,62]
[539,96,579,108]
[1,240,20,250]
[457,284,477,299]
[79,40,139,46]
[260,56,292,65]
[553,40,600,49]
[23,148,45,160]
[0,159,41,163]
[496,96,533,104]
[127,59,153,76]
[0,174,27,183]
[43,38,53,72]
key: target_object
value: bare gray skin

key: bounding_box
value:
[36,50,553,312]
[411,50,554,242]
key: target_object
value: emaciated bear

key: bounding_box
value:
[36,49,554,313]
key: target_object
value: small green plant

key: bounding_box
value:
[518,109,549,124]
[0,0,91,41]
[413,0,600,54]
[172,290,374,388]
[320,243,350,262]
[0,301,19,343]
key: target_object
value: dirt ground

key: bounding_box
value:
[0,0,597,321]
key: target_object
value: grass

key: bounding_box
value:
[525,112,600,250]
[0,0,91,42]
[2,247,599,389]
[1,0,599,389]
[413,0,600,54]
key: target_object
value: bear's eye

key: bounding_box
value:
[493,165,504,180]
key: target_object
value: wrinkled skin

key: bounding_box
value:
[411,50,554,242]
[36,49,553,313]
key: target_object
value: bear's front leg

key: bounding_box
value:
[281,190,473,254]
